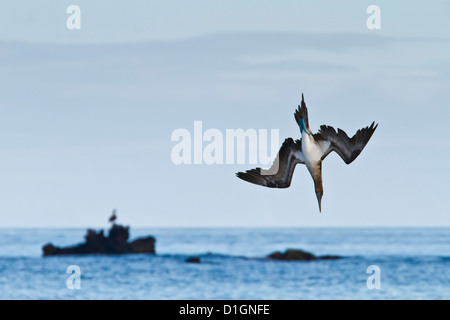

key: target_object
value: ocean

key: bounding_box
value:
[0,228,448,300]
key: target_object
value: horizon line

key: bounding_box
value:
[1,225,449,229]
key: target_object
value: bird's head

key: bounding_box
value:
[312,167,323,213]
[315,191,323,212]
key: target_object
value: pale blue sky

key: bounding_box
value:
[0,0,449,43]
[0,1,449,227]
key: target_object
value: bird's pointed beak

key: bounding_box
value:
[316,192,323,213]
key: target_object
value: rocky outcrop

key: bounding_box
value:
[267,249,342,261]
[185,256,201,263]
[43,224,155,256]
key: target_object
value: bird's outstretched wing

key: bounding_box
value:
[315,122,378,164]
[236,138,305,188]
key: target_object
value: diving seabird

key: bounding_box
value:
[236,94,378,212]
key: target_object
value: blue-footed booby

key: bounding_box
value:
[236,94,378,212]
[109,209,117,223]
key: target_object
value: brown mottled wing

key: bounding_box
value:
[315,122,378,164]
[236,138,305,188]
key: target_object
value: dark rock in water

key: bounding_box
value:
[318,255,342,260]
[268,249,316,261]
[130,237,157,254]
[42,224,156,256]
[267,249,342,261]
[186,256,201,263]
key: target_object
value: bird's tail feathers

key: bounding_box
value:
[294,93,309,129]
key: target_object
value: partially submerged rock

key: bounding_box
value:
[186,256,201,263]
[267,249,342,261]
[318,255,342,260]
[43,224,156,256]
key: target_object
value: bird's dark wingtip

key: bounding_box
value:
[236,172,248,181]
[368,121,378,131]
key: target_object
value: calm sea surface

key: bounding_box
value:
[0,228,448,300]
